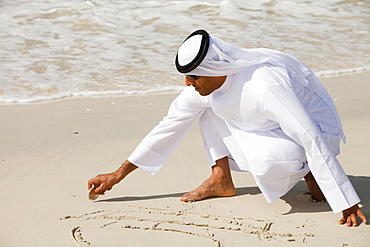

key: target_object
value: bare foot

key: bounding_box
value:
[304,172,326,202]
[180,157,236,202]
[180,177,236,202]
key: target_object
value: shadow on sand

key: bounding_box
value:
[281,175,369,216]
[98,175,369,223]
[97,186,261,203]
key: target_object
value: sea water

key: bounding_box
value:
[0,0,369,103]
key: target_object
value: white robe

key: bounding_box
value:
[128,65,360,213]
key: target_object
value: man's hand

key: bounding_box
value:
[88,172,121,195]
[339,204,367,227]
[87,160,138,196]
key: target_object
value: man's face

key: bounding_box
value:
[185,76,226,96]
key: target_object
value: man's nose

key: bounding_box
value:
[185,77,195,86]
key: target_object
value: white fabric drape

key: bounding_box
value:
[128,65,360,213]
[128,34,359,213]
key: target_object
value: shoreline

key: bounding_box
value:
[1,69,370,105]
[0,72,369,246]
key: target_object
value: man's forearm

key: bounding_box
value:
[114,160,138,181]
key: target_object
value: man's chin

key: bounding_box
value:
[196,90,209,96]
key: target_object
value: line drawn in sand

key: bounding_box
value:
[62,204,315,246]
[71,226,91,247]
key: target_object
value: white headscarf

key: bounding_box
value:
[176,30,315,84]
[175,30,346,143]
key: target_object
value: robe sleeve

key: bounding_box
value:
[260,67,360,213]
[128,87,208,176]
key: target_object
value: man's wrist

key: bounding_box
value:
[115,160,138,181]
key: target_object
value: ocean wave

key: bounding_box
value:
[0,0,369,103]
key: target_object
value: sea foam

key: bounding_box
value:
[0,0,369,103]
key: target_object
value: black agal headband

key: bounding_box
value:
[175,29,210,74]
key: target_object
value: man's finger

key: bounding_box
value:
[346,215,352,226]
[357,210,367,224]
[87,178,98,189]
[351,214,357,227]
[339,217,346,225]
[94,183,107,194]
[87,180,95,190]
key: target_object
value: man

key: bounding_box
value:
[88,30,366,227]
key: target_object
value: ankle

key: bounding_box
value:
[210,168,231,182]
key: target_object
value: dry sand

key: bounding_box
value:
[0,72,369,246]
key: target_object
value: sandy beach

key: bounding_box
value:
[0,72,369,246]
